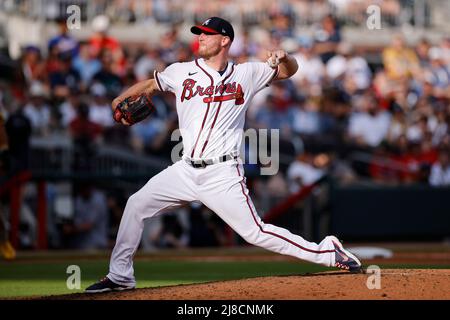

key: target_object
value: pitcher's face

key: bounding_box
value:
[198,33,228,58]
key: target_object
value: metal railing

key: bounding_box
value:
[28,130,302,179]
[29,135,170,179]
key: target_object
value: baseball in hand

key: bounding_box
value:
[267,56,280,68]
[267,50,285,68]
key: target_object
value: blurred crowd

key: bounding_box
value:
[1,13,448,183]
[98,0,406,28]
[3,0,407,27]
[0,9,449,250]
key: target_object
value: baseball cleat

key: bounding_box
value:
[85,277,135,293]
[330,236,362,273]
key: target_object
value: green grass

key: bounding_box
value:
[0,260,328,298]
[1,259,448,298]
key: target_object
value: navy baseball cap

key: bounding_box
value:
[191,17,234,42]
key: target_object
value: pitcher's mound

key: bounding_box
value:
[49,269,450,300]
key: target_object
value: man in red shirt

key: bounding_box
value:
[89,15,125,75]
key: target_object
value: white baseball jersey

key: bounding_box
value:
[107,58,340,287]
[154,58,279,160]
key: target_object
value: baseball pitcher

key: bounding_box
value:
[86,17,361,293]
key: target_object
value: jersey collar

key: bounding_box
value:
[198,58,233,80]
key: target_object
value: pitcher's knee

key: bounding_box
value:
[124,190,162,220]
[126,193,139,208]
[241,227,263,246]
[124,193,146,217]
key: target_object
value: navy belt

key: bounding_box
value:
[187,154,237,168]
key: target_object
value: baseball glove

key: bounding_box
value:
[113,95,155,125]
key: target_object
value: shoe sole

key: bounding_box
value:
[114,286,135,291]
[85,287,135,294]
[85,288,114,293]
[330,236,362,272]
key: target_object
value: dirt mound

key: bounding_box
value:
[44,269,449,300]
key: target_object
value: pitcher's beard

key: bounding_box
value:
[198,45,221,59]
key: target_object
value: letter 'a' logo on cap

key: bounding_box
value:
[204,19,211,25]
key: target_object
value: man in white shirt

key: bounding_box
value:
[88,83,114,128]
[429,149,450,186]
[86,16,362,293]
[23,82,51,136]
[348,95,391,148]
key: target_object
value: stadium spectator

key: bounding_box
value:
[424,47,450,99]
[88,83,114,128]
[150,213,189,249]
[289,98,322,136]
[23,82,52,136]
[63,184,109,250]
[159,28,183,65]
[5,104,32,174]
[291,36,325,96]
[327,152,358,184]
[188,203,227,248]
[439,37,450,69]
[58,88,82,127]
[314,14,342,64]
[326,42,372,93]
[405,115,427,143]
[253,94,293,138]
[46,45,64,76]
[265,172,290,198]
[49,53,81,99]
[91,49,123,99]
[134,46,159,82]
[382,34,420,81]
[229,30,260,59]
[269,12,294,39]
[431,109,449,147]
[130,98,177,156]
[287,153,325,193]
[429,148,450,186]
[130,114,167,154]
[386,104,408,144]
[418,134,438,166]
[88,15,125,75]
[20,46,47,85]
[69,103,103,172]
[415,38,431,68]
[347,93,391,148]
[72,41,102,88]
[69,102,103,143]
[326,42,349,81]
[47,18,79,59]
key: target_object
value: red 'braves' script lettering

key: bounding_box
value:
[181,79,241,102]
[181,79,196,102]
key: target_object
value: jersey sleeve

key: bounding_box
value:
[247,62,279,94]
[153,62,180,93]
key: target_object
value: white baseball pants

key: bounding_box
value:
[107,158,336,286]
